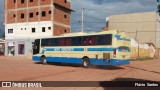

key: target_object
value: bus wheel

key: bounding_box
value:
[82,57,90,68]
[41,57,47,65]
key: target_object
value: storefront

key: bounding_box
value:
[5,39,34,56]
[0,40,5,56]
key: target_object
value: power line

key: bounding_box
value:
[109,21,157,23]
[128,31,160,33]
[71,22,106,24]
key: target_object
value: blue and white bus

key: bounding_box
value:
[32,30,130,67]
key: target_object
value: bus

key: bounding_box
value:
[32,30,130,67]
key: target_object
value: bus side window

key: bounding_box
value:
[91,36,95,45]
[66,38,70,46]
[42,39,49,46]
[41,39,45,46]
[86,37,90,45]
[50,38,59,46]
[71,37,82,46]
[60,38,65,46]
[82,36,95,46]
[48,39,52,46]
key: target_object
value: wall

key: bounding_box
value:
[5,21,53,39]
[5,0,71,38]
[108,12,157,47]
[5,39,34,56]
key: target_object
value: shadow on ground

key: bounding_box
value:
[35,62,124,70]
[99,78,160,90]
[126,66,160,75]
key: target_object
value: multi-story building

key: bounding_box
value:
[106,12,160,48]
[4,0,72,56]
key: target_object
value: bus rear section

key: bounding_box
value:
[112,33,131,65]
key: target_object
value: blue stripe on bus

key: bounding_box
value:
[74,48,84,51]
[32,56,41,61]
[42,48,116,54]
[32,56,130,66]
[114,35,130,41]
[42,48,85,54]
[88,48,115,51]
[42,48,130,54]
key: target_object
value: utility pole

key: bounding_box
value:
[81,8,85,33]
[135,30,140,59]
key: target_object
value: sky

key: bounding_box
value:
[0,0,159,37]
[71,0,159,32]
[0,0,4,37]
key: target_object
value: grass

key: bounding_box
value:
[137,57,154,61]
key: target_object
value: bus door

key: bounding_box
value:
[33,39,40,55]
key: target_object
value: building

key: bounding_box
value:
[0,39,5,56]
[107,12,160,48]
[4,0,72,56]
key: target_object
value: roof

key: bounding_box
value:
[53,3,74,12]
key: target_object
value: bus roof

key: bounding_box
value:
[39,30,126,39]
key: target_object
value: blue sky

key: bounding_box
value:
[71,0,159,32]
[0,0,4,37]
[0,0,159,37]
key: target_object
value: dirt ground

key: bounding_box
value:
[0,56,160,90]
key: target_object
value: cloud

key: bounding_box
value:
[71,0,158,32]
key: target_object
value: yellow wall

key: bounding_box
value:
[130,47,149,59]
[109,12,157,47]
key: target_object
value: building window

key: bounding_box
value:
[42,27,45,32]
[64,29,67,33]
[21,13,24,19]
[64,0,67,3]
[13,14,16,18]
[8,29,13,34]
[48,27,51,30]
[14,0,16,3]
[36,12,39,15]
[32,28,35,33]
[30,0,33,2]
[29,12,33,18]
[42,11,46,17]
[64,15,67,18]
[21,0,24,4]
[49,10,51,14]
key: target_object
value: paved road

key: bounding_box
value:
[0,56,160,90]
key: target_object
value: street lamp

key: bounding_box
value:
[81,8,85,33]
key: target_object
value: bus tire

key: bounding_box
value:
[41,57,47,65]
[82,57,90,68]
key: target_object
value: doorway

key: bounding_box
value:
[18,44,25,55]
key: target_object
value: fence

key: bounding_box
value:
[130,39,149,59]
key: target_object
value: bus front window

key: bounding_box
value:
[118,46,130,52]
